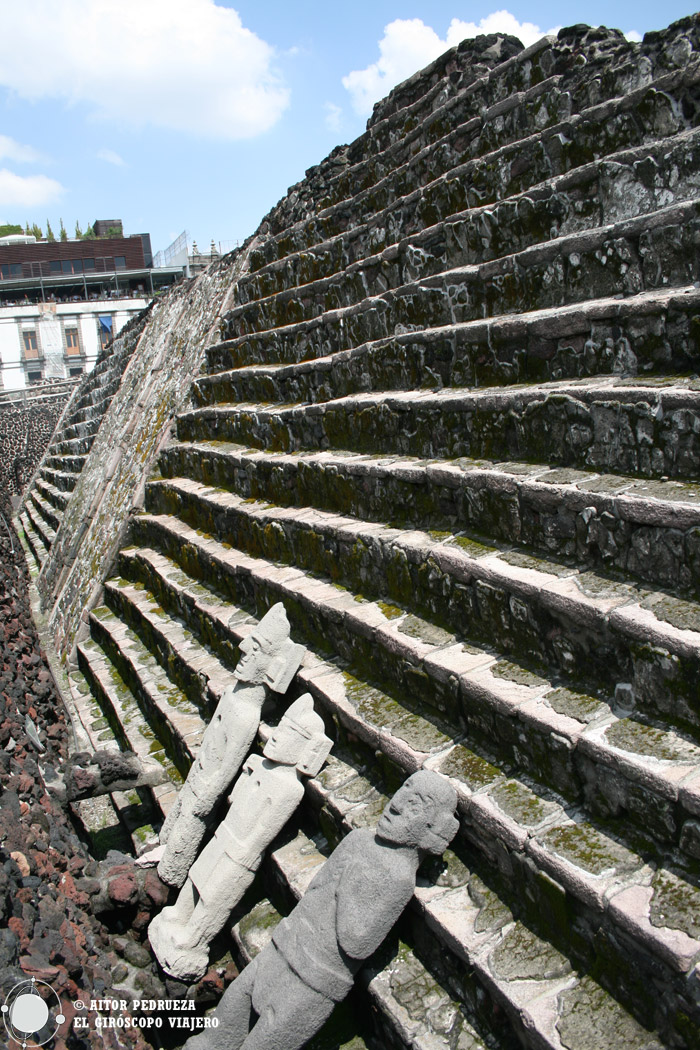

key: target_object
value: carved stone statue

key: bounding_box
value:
[183,770,459,1050]
[148,694,332,980]
[156,603,304,888]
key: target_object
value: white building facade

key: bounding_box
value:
[0,297,148,391]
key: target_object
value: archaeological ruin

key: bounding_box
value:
[11,15,700,1050]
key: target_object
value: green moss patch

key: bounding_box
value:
[605,719,691,761]
[546,687,605,723]
[398,614,454,646]
[434,744,502,790]
[649,868,700,939]
[556,976,662,1050]
[491,660,548,688]
[490,779,559,828]
[541,822,640,877]
[490,921,571,981]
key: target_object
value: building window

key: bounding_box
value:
[98,315,113,348]
[65,328,80,354]
[23,331,39,358]
[83,258,95,271]
[27,370,42,383]
[50,260,61,273]
[69,365,83,376]
[114,256,126,269]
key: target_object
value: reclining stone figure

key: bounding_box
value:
[183,769,459,1050]
[148,693,332,980]
[156,603,304,888]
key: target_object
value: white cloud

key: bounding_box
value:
[97,148,126,167]
[444,12,551,50]
[625,30,643,42]
[0,135,43,164]
[324,102,343,133]
[0,0,289,140]
[343,10,559,115]
[0,169,63,207]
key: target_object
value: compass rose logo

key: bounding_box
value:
[2,978,65,1048]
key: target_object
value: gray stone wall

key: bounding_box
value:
[0,385,76,501]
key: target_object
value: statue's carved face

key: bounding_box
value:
[376,780,458,854]
[234,632,274,684]
[263,718,308,765]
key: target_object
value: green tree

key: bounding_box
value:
[46,219,55,242]
[82,223,95,239]
[75,220,83,239]
[59,218,68,241]
[31,223,43,241]
[0,224,23,237]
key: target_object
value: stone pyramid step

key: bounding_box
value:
[177,378,700,483]
[52,433,96,457]
[260,29,698,264]
[102,575,233,717]
[23,496,56,552]
[83,605,207,779]
[325,24,698,194]
[129,505,700,842]
[43,451,87,475]
[245,57,700,286]
[60,415,102,443]
[88,518,700,1041]
[76,637,181,821]
[224,197,700,344]
[34,477,69,513]
[201,285,700,399]
[18,509,48,572]
[66,667,159,856]
[237,124,700,309]
[159,438,700,598]
[39,466,79,494]
[28,487,62,533]
[235,845,497,1050]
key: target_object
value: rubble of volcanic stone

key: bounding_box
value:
[0,504,239,1049]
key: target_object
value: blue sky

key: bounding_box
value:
[0,1,694,256]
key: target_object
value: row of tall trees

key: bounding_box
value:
[0,220,99,242]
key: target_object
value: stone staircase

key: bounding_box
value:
[19,311,149,572]
[60,18,700,1050]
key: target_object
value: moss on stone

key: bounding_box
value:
[541,822,639,877]
[436,744,502,790]
[489,921,571,981]
[468,873,512,933]
[501,550,573,577]
[490,779,559,828]
[546,687,604,723]
[649,868,700,939]
[606,719,690,761]
[398,614,454,646]
[645,594,700,634]
[491,660,548,688]
[450,534,494,558]
[556,975,663,1050]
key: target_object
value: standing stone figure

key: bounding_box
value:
[157,603,304,888]
[183,769,459,1050]
[148,693,332,980]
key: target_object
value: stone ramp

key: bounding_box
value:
[56,19,700,1050]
